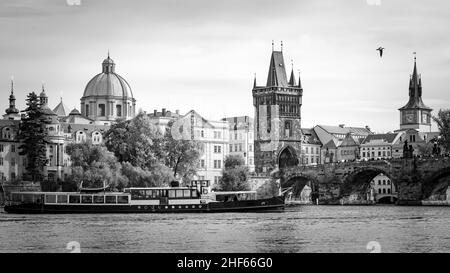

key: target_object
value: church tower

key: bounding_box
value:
[399,55,432,132]
[4,78,20,120]
[253,43,303,174]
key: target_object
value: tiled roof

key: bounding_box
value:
[61,123,110,135]
[362,133,399,145]
[317,125,372,136]
[53,100,71,117]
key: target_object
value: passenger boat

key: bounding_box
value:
[3,180,284,214]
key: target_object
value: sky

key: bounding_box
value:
[0,0,449,133]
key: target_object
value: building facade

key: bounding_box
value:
[171,110,229,185]
[360,133,404,160]
[253,46,303,173]
[222,116,255,173]
[299,128,322,166]
[314,125,372,163]
[147,108,181,133]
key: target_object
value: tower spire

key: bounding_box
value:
[298,69,302,89]
[253,73,257,88]
[6,76,19,115]
[272,40,274,52]
[288,59,296,86]
[281,40,283,52]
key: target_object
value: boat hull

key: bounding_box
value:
[3,196,285,214]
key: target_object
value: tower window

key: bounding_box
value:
[116,105,122,117]
[86,105,89,116]
[98,104,106,116]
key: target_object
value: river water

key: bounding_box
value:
[0,206,449,253]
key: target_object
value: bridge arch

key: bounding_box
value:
[423,167,450,200]
[341,166,397,204]
[281,174,319,204]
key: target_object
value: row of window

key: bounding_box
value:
[301,156,320,165]
[0,144,15,153]
[230,132,253,141]
[85,104,130,117]
[303,146,320,155]
[377,188,393,194]
[362,151,391,158]
[361,147,390,150]
[130,189,198,200]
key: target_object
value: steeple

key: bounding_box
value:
[253,73,257,88]
[5,77,19,115]
[40,83,48,106]
[400,54,430,110]
[288,60,296,86]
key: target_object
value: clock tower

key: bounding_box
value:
[399,56,432,132]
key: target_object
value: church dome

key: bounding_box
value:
[82,55,134,99]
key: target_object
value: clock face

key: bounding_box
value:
[405,112,415,123]
[422,113,428,123]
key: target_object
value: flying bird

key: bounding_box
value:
[376,47,385,58]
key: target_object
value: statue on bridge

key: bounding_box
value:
[403,140,414,158]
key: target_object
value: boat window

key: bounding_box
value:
[183,189,191,198]
[12,193,22,202]
[105,196,117,204]
[160,190,168,197]
[45,194,57,204]
[152,190,159,199]
[176,190,183,198]
[117,196,129,204]
[57,195,68,204]
[69,195,81,203]
[140,190,146,199]
[23,194,36,203]
[131,190,141,200]
[81,195,93,204]
[94,195,104,204]
[191,190,198,198]
[168,190,175,198]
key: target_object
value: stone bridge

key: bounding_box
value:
[276,157,450,205]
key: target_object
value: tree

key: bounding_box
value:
[66,141,126,189]
[417,142,434,156]
[433,109,450,152]
[215,154,250,191]
[18,92,49,182]
[163,120,202,180]
[120,162,173,188]
[104,111,164,169]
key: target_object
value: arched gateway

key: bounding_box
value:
[278,146,299,170]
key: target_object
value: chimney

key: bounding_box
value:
[176,110,180,115]
[339,124,345,128]
[162,108,166,116]
[365,125,371,132]
[153,109,157,116]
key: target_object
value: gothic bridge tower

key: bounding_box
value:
[252,43,303,174]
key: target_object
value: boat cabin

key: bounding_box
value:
[211,191,257,202]
[9,192,130,205]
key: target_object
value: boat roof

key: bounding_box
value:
[212,191,257,195]
[126,187,193,190]
[11,191,128,195]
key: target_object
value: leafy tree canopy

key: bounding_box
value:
[433,109,450,153]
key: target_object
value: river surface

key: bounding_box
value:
[0,206,449,253]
